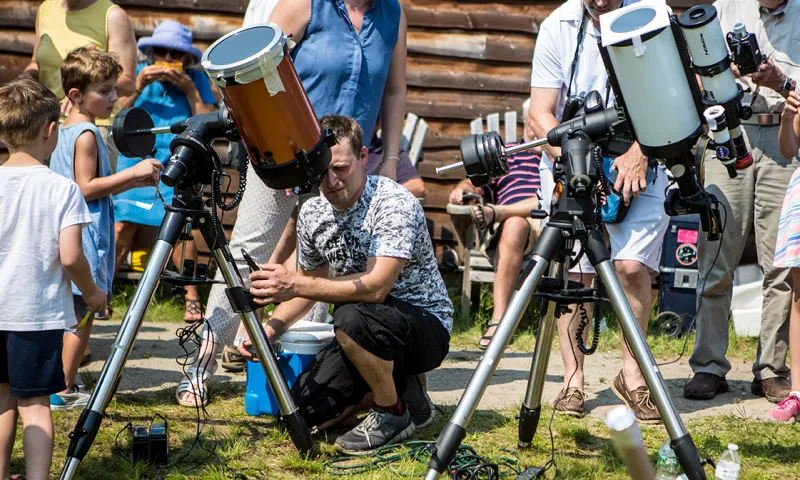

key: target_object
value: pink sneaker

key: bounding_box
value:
[767,394,800,423]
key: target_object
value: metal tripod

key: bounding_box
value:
[426,163,707,479]
[59,176,314,480]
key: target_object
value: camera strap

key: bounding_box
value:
[566,14,612,108]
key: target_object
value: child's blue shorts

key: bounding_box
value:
[0,330,65,397]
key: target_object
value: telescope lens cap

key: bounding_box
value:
[113,108,156,158]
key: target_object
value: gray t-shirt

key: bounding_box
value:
[297,175,453,333]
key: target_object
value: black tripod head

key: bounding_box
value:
[458,90,627,239]
[113,105,239,188]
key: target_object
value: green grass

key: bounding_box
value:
[25,280,779,479]
[11,387,796,479]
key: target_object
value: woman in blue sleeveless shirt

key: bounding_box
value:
[114,21,217,322]
[178,0,406,407]
[273,0,407,178]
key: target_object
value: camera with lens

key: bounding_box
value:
[726,22,764,75]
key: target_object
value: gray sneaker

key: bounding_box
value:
[50,385,90,411]
[402,375,435,428]
[334,408,415,455]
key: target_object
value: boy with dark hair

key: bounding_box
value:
[49,46,162,410]
[0,78,105,480]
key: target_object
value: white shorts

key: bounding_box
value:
[538,159,669,275]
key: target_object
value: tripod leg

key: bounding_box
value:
[60,212,183,480]
[425,226,562,480]
[585,230,706,480]
[197,215,315,455]
[518,261,565,448]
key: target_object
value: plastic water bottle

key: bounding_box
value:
[655,441,680,480]
[715,444,741,480]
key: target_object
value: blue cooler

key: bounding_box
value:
[244,320,335,417]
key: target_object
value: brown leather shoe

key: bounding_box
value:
[554,387,586,418]
[683,373,730,400]
[751,377,791,403]
[611,372,661,424]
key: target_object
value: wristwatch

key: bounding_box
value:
[781,76,795,95]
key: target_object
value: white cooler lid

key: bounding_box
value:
[281,320,335,344]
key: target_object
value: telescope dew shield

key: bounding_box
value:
[678,6,739,105]
[600,0,703,160]
[704,105,737,179]
[202,24,331,190]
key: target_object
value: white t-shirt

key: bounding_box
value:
[0,165,92,331]
[243,0,280,27]
[530,0,639,168]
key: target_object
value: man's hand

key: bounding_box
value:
[449,182,479,205]
[250,264,299,304]
[236,322,282,362]
[611,149,648,206]
[749,58,786,93]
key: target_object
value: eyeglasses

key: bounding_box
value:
[152,47,186,59]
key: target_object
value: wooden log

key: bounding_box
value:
[408,29,534,64]
[400,0,557,34]
[0,2,242,40]
[423,119,524,149]
[422,179,460,210]
[408,88,529,121]
[114,0,247,15]
[0,52,30,83]
[408,55,531,93]
[0,29,35,55]
[0,2,36,29]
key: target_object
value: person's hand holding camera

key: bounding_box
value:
[250,264,299,305]
[131,158,164,187]
[750,58,787,94]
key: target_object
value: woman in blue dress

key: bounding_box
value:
[115,21,217,322]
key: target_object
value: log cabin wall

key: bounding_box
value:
[0,0,708,264]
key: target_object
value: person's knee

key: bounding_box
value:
[498,217,529,250]
[614,259,650,281]
[333,304,367,348]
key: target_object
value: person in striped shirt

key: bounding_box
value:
[448,145,542,349]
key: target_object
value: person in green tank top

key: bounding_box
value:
[19,0,138,174]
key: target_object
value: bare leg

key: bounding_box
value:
[336,329,397,407]
[62,313,93,390]
[0,384,17,478]
[614,259,653,390]
[790,268,800,392]
[556,273,593,390]
[480,218,531,348]
[113,221,139,278]
[173,239,202,321]
[16,395,53,480]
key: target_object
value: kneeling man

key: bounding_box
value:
[239,114,453,454]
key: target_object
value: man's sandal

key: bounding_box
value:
[175,365,215,407]
[478,322,500,350]
[184,299,204,323]
[469,204,497,232]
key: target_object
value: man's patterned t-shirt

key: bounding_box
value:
[296,175,453,333]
